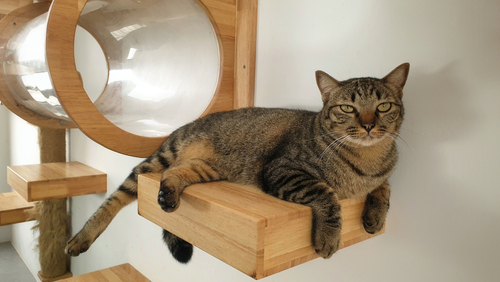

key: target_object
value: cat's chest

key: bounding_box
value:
[320,152,394,198]
[334,174,386,199]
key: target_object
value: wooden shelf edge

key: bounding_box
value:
[137,174,384,280]
[0,192,36,226]
[59,263,149,282]
[38,271,73,282]
[7,162,107,201]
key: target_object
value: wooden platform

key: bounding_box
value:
[37,271,73,282]
[59,263,149,282]
[138,174,384,279]
[0,192,35,226]
[7,162,106,202]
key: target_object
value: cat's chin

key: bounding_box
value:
[348,135,385,147]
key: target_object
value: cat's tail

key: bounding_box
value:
[163,229,193,263]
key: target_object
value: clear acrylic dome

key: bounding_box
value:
[2,0,220,137]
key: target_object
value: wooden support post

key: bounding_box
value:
[36,127,72,280]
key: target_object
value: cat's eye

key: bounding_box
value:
[377,103,391,112]
[340,105,355,113]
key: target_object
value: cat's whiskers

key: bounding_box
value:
[326,135,352,166]
[320,135,350,167]
[319,140,338,162]
[389,131,415,153]
[305,131,337,142]
[399,126,420,137]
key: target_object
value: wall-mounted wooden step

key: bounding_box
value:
[37,271,73,282]
[7,162,107,202]
[0,192,36,226]
[137,174,384,280]
[59,263,149,282]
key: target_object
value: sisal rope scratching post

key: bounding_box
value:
[35,127,71,280]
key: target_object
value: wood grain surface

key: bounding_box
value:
[59,263,149,282]
[138,174,384,279]
[7,162,106,201]
[0,192,35,226]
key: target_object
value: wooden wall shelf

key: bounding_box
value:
[0,192,35,226]
[7,162,106,202]
[59,263,149,282]
[38,271,73,282]
[138,174,383,280]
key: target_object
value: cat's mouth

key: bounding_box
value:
[348,133,385,147]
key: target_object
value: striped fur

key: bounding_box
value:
[66,63,409,260]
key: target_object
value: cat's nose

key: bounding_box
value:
[362,123,375,133]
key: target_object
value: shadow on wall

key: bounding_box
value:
[396,62,477,222]
[390,62,500,279]
[403,62,476,143]
[396,62,477,183]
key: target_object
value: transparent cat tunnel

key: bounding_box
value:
[0,0,257,157]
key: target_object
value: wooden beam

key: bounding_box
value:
[234,0,258,109]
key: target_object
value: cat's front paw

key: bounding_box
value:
[65,231,94,256]
[158,181,180,212]
[362,213,385,234]
[362,197,388,234]
[313,225,341,259]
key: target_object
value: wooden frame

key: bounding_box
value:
[0,0,33,19]
[45,0,258,157]
[0,2,76,129]
[0,0,258,157]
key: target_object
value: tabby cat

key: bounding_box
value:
[65,63,410,261]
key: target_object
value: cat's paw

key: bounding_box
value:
[158,181,180,212]
[362,197,387,234]
[362,213,385,234]
[65,232,93,256]
[313,226,341,259]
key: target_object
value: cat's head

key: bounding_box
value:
[316,63,409,147]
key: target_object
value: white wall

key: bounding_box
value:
[0,105,12,242]
[8,113,41,280]
[5,0,500,281]
[254,1,500,282]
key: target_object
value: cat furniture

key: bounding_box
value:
[0,0,382,280]
[0,0,256,157]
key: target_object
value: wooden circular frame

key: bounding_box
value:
[0,0,257,157]
[0,2,76,129]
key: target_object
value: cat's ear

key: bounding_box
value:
[382,63,410,95]
[316,71,341,104]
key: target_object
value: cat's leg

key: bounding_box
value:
[65,154,169,256]
[265,171,342,259]
[362,181,390,234]
[65,189,135,256]
[307,187,343,259]
[157,158,221,212]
